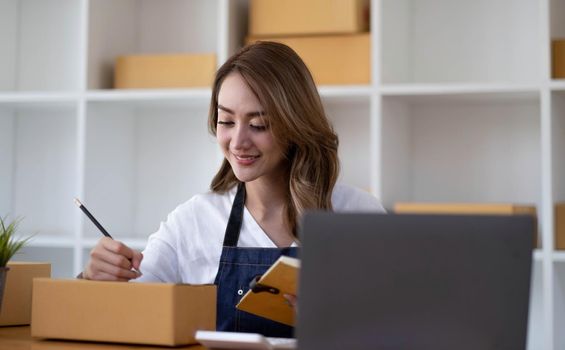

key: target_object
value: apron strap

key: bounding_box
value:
[222,182,246,247]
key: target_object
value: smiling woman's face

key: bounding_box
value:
[216,72,286,184]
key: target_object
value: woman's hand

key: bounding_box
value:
[283,294,298,314]
[83,237,143,281]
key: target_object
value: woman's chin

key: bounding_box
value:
[232,170,259,184]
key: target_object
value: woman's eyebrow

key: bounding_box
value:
[217,104,234,114]
[218,104,265,117]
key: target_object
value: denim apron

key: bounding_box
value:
[213,183,299,337]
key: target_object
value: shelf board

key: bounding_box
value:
[550,80,565,91]
[20,234,76,248]
[552,251,565,262]
[318,85,372,102]
[0,91,79,106]
[380,83,539,98]
[87,86,373,102]
[86,89,212,104]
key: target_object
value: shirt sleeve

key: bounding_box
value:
[133,192,228,285]
[332,184,387,213]
[135,204,189,283]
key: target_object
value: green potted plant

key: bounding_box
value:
[0,217,32,312]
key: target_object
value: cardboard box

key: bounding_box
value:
[552,40,565,79]
[394,203,537,216]
[249,0,369,36]
[31,279,216,346]
[114,54,216,89]
[556,203,565,250]
[394,202,539,248]
[0,262,50,326]
[247,34,370,85]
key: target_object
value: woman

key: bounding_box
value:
[83,41,384,337]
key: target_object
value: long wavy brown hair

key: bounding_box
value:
[208,41,339,237]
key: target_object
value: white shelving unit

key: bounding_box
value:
[1,0,564,348]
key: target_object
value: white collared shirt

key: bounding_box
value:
[136,183,385,284]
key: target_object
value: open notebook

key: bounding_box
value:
[236,255,300,326]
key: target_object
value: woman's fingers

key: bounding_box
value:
[283,294,298,310]
[87,270,130,282]
[84,237,142,281]
[102,238,144,273]
[91,244,132,270]
[130,250,144,271]
[92,259,140,280]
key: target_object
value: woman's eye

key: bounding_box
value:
[217,120,234,126]
[250,124,267,131]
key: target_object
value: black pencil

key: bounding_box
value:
[74,198,112,238]
[73,198,141,275]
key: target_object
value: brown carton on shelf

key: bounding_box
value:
[249,0,369,36]
[247,34,370,85]
[114,54,216,89]
[556,203,565,250]
[552,40,565,79]
[0,262,51,326]
[31,279,216,346]
[394,203,539,248]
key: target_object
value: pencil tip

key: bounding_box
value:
[74,198,82,207]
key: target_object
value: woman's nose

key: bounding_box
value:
[231,125,251,149]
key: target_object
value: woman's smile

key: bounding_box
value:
[233,153,260,166]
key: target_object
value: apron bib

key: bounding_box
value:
[213,183,298,337]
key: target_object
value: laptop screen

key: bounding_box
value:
[297,213,533,350]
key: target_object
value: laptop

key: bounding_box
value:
[296,213,534,350]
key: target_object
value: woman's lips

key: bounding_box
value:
[233,154,260,166]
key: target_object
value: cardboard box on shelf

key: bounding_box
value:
[553,40,565,79]
[394,203,537,216]
[247,34,370,85]
[114,54,216,89]
[0,262,51,326]
[31,279,216,346]
[556,203,565,250]
[249,0,369,36]
[394,203,539,248]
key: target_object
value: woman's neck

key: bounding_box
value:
[245,177,294,247]
[244,177,286,218]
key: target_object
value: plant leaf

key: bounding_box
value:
[0,216,32,267]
